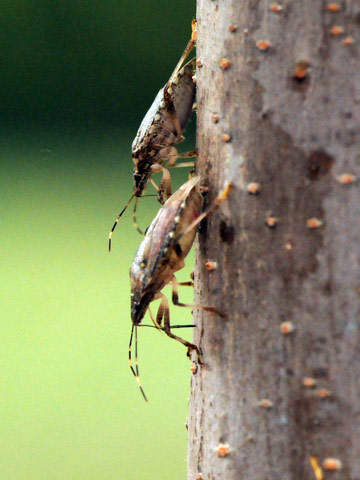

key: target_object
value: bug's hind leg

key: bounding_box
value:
[156,293,200,357]
[167,19,197,88]
[166,149,197,168]
[171,276,226,319]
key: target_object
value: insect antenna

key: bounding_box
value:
[109,193,136,251]
[128,322,195,400]
[128,324,148,402]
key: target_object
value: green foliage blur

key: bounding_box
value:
[0,0,195,129]
[1,1,197,479]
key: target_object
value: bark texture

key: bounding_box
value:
[188,1,360,479]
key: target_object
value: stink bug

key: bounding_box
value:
[109,21,197,249]
[128,175,234,399]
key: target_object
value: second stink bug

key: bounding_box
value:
[128,176,234,399]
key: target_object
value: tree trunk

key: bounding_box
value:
[188,1,360,479]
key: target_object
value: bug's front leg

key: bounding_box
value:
[151,150,197,203]
[147,305,163,330]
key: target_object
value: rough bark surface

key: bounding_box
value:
[187,1,360,479]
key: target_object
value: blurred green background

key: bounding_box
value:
[1,1,197,479]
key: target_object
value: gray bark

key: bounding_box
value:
[188,1,360,479]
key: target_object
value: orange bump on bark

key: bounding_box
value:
[212,114,219,123]
[307,218,323,229]
[205,261,218,271]
[293,60,310,79]
[330,25,344,35]
[323,458,343,471]
[343,36,355,45]
[327,2,340,11]
[196,474,203,480]
[247,182,261,194]
[257,40,271,51]
[270,3,283,11]
[222,133,231,142]
[316,388,332,398]
[303,377,317,387]
[220,58,231,70]
[265,216,278,228]
[285,241,293,251]
[196,59,203,68]
[258,398,273,408]
[190,362,198,374]
[337,173,356,184]
[215,443,230,457]
[228,24,238,32]
[280,321,295,334]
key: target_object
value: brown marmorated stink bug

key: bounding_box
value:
[128,175,234,400]
[109,20,198,249]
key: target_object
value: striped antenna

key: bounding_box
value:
[109,193,136,251]
[128,324,148,402]
[128,322,196,401]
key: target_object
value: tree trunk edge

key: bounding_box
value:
[188,1,360,480]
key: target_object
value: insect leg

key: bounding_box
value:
[128,324,148,401]
[151,150,198,203]
[148,303,163,330]
[131,176,172,235]
[171,276,226,318]
[157,292,200,355]
[132,197,145,235]
[175,182,235,242]
[166,149,197,168]
[151,163,172,201]
[170,161,195,169]
[167,19,197,86]
[138,323,195,329]
[149,178,160,191]
[149,301,195,329]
